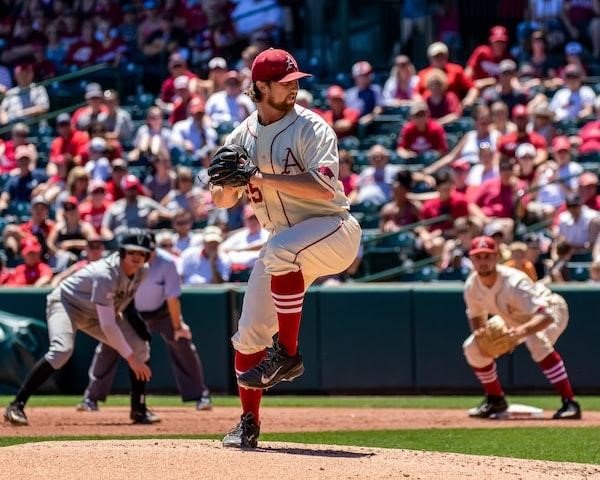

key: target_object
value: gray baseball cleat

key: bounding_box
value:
[196,390,213,411]
[130,408,161,424]
[76,398,99,412]
[4,402,28,426]
[237,343,304,390]
[222,412,260,448]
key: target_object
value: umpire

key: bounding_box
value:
[4,231,158,426]
[77,242,212,411]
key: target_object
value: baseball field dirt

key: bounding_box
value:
[3,407,600,479]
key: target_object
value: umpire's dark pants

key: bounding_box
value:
[84,303,208,402]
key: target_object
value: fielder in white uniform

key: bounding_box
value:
[463,235,581,419]
[211,48,362,448]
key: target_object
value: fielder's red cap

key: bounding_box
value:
[251,48,311,83]
[469,236,498,256]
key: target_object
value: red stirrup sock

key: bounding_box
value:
[235,350,267,422]
[271,270,305,356]
[538,350,574,400]
[473,362,504,397]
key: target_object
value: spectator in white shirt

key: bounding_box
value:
[170,97,218,161]
[466,141,499,188]
[171,209,202,255]
[0,62,49,125]
[555,193,598,250]
[178,226,231,285]
[204,71,255,128]
[549,64,595,121]
[220,205,269,271]
[345,61,383,121]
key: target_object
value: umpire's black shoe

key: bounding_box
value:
[553,398,582,420]
[469,396,508,419]
[4,401,28,426]
[237,343,304,390]
[130,408,161,424]
[222,412,260,449]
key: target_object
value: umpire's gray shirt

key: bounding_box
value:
[49,252,148,321]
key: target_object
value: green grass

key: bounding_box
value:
[2,428,600,464]
[2,394,600,410]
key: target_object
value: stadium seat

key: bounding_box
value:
[398,265,439,282]
[443,117,474,134]
[577,152,600,163]
[567,263,590,282]
[438,267,470,281]
[377,231,416,249]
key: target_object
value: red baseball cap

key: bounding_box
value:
[121,174,141,190]
[552,135,571,152]
[63,195,79,206]
[21,238,42,255]
[251,48,311,83]
[489,25,508,43]
[451,158,471,172]
[512,104,528,119]
[469,236,498,256]
[327,85,345,100]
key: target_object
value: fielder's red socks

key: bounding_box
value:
[271,270,304,356]
[473,362,504,397]
[538,350,574,400]
[235,350,266,422]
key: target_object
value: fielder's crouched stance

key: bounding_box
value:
[4,231,159,426]
[463,236,581,420]
[210,48,362,448]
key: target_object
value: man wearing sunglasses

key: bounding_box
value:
[4,230,159,426]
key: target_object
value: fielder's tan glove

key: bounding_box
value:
[474,315,518,358]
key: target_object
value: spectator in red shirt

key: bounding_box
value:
[417,42,478,106]
[474,157,528,220]
[2,196,55,259]
[420,169,470,232]
[6,239,53,287]
[397,101,448,160]
[94,20,127,65]
[157,52,198,112]
[465,25,513,86]
[169,75,194,126]
[78,180,114,237]
[0,253,11,285]
[380,170,421,232]
[105,158,128,201]
[338,150,360,203]
[65,20,98,68]
[0,123,30,174]
[318,85,361,139]
[579,117,600,154]
[497,104,548,165]
[50,112,89,166]
[423,69,462,125]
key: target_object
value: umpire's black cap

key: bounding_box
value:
[120,230,154,253]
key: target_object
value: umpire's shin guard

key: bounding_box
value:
[129,366,147,412]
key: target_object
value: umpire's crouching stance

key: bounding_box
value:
[4,230,159,426]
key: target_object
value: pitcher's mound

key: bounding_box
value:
[3,439,600,480]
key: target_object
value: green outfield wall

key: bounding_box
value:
[0,284,598,395]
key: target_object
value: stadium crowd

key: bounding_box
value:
[1,0,600,286]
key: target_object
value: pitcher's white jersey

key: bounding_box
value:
[225,104,349,233]
[464,264,560,326]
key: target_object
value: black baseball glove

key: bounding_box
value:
[207,144,258,187]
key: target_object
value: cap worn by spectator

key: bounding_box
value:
[21,238,42,256]
[564,64,582,78]
[552,136,571,152]
[174,75,190,90]
[203,226,223,243]
[122,174,141,190]
[579,172,598,187]
[566,193,583,206]
[85,83,103,100]
[31,196,49,207]
[112,158,128,170]
[499,59,517,74]
[427,42,448,57]
[469,236,498,255]
[224,70,241,84]
[533,104,554,119]
[565,41,583,56]
[15,144,37,162]
[483,221,505,237]
[90,137,108,153]
[512,104,528,119]
[451,159,471,172]
[189,97,205,114]
[208,57,227,70]
[327,85,345,100]
[57,112,71,124]
[516,142,536,159]
[489,25,509,43]
[351,61,372,77]
[410,101,428,116]
[251,48,311,83]
[14,63,33,75]
[12,122,30,136]
[89,179,106,193]
[63,195,79,207]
